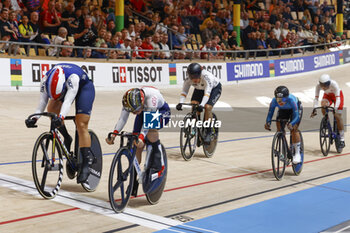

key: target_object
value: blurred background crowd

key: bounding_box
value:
[0,0,349,59]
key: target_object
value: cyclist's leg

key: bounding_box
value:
[321,93,332,115]
[335,91,345,145]
[191,88,203,113]
[204,83,222,121]
[75,81,95,183]
[47,99,72,151]
[133,113,145,164]
[291,103,302,163]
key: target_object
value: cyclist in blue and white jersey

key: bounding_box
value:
[265,86,303,164]
[25,63,95,183]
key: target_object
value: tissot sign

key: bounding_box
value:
[112,65,163,83]
[176,63,227,84]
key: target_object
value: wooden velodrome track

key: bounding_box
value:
[1,63,350,233]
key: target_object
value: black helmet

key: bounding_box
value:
[274,86,289,98]
[187,63,202,80]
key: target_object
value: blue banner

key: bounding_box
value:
[274,52,339,76]
[226,60,270,81]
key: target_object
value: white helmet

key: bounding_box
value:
[319,74,331,86]
[44,66,67,100]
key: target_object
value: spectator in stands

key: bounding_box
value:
[8,11,20,41]
[61,2,77,35]
[131,37,143,59]
[200,40,213,59]
[228,30,238,50]
[269,8,278,25]
[82,47,92,58]
[91,42,108,58]
[139,21,147,39]
[221,31,229,49]
[59,40,73,57]
[104,31,112,46]
[107,20,117,35]
[74,15,98,57]
[120,28,129,44]
[177,25,190,45]
[151,32,161,59]
[109,34,121,49]
[42,0,61,34]
[311,24,319,44]
[281,22,290,40]
[139,34,153,59]
[179,9,192,34]
[201,20,214,44]
[200,12,216,32]
[49,26,68,56]
[91,8,102,29]
[29,11,50,44]
[224,9,233,34]
[120,36,132,59]
[159,33,170,59]
[272,21,282,41]
[257,32,267,56]
[266,30,280,55]
[169,25,183,50]
[19,15,34,43]
[128,23,136,37]
[95,28,106,47]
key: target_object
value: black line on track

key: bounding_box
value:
[105,168,350,232]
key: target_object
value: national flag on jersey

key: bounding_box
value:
[10,59,22,86]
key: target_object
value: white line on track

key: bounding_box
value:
[0,173,217,233]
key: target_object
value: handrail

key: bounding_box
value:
[0,39,348,61]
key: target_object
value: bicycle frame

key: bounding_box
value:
[314,106,338,140]
[271,119,293,160]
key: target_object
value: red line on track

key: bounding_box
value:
[3,152,350,225]
[0,207,79,225]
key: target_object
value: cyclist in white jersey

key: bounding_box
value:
[311,74,345,148]
[176,63,222,143]
[106,87,170,189]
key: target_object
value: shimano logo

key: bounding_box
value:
[89,168,101,177]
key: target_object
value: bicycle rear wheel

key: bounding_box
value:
[271,132,287,180]
[81,130,103,192]
[180,114,197,161]
[203,113,219,158]
[108,148,134,213]
[146,144,168,205]
[32,132,63,199]
[292,131,304,176]
[319,117,331,156]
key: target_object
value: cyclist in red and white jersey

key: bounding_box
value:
[311,74,345,148]
[106,87,170,190]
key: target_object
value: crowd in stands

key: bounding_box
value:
[0,0,348,59]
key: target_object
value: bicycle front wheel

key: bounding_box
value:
[32,132,64,199]
[271,132,287,181]
[320,117,331,156]
[108,148,134,213]
[180,114,197,161]
[203,113,219,158]
[292,130,304,176]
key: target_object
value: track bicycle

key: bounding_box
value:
[178,103,219,161]
[313,106,343,156]
[108,132,168,213]
[26,112,102,199]
[270,119,304,180]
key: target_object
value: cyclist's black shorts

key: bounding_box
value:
[191,83,222,106]
[277,100,303,125]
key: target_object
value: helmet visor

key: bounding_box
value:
[319,81,330,88]
[276,97,287,103]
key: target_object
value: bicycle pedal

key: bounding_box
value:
[50,163,60,171]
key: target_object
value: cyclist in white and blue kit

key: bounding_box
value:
[25,63,95,183]
[176,63,222,143]
[265,86,303,164]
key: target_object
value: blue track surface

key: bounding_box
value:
[157,177,350,233]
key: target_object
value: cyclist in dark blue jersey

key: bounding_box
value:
[25,63,95,183]
[265,86,303,164]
